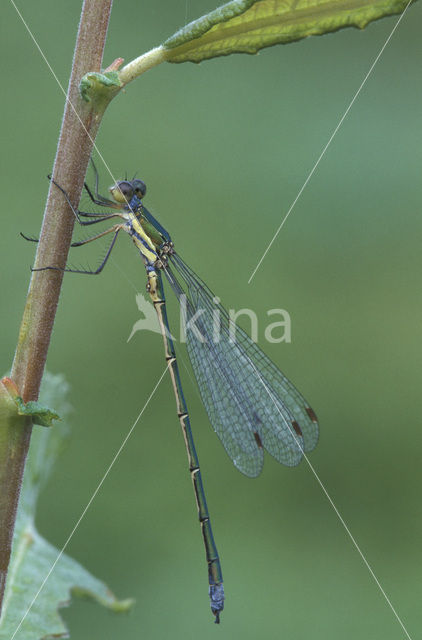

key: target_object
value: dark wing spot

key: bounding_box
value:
[292,421,302,436]
[306,407,318,423]
[253,432,263,448]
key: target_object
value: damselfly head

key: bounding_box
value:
[109,178,147,204]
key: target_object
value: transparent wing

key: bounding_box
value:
[163,252,318,477]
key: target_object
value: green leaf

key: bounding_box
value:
[0,372,133,640]
[162,0,417,63]
[14,397,60,428]
[79,71,122,104]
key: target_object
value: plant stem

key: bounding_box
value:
[0,0,114,617]
[119,46,167,86]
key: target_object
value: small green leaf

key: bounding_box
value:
[1,376,60,427]
[0,372,133,640]
[14,397,60,428]
[162,0,417,63]
[80,70,122,103]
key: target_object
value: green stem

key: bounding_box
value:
[0,0,114,617]
[119,46,167,86]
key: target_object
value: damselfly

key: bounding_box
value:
[28,163,319,623]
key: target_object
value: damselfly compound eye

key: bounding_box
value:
[110,180,133,203]
[133,179,147,198]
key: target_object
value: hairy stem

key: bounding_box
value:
[0,0,114,616]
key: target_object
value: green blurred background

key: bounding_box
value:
[1,1,422,638]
